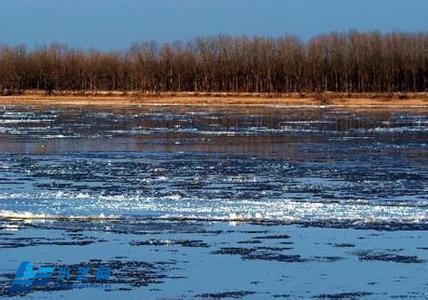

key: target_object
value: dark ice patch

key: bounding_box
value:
[195,291,256,298]
[313,291,373,299]
[253,234,290,240]
[211,247,306,263]
[130,239,210,248]
[357,251,424,264]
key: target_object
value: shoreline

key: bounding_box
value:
[1,92,428,108]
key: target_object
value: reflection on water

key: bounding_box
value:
[0,105,427,227]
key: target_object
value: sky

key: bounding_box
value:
[1,0,428,50]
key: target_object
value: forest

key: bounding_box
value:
[0,31,427,95]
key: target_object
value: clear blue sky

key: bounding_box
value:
[1,0,427,50]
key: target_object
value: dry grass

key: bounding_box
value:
[0,91,427,107]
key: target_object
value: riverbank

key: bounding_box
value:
[1,92,428,107]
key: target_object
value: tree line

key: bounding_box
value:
[1,31,427,95]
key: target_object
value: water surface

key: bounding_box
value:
[0,104,427,298]
[0,105,427,227]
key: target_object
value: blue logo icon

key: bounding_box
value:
[11,261,35,292]
[10,261,111,293]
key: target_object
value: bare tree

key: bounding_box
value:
[0,32,427,94]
